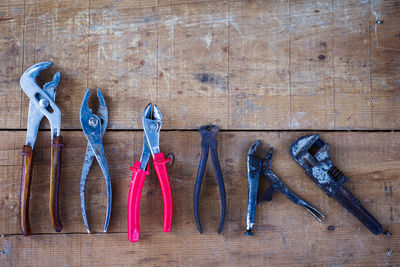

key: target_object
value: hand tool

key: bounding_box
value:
[290,134,383,235]
[128,103,172,242]
[194,125,226,234]
[80,88,111,233]
[245,140,324,236]
[19,62,63,236]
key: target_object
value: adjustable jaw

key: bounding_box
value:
[289,134,346,197]
[20,62,61,144]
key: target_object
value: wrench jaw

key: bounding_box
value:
[289,134,320,170]
[290,134,341,196]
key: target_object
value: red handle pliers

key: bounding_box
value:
[127,103,172,242]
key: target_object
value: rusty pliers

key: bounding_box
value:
[80,89,111,233]
[245,140,324,235]
[19,62,63,236]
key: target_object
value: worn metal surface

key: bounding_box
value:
[141,103,162,169]
[20,62,61,144]
[19,62,63,236]
[290,134,383,235]
[79,89,110,233]
[246,140,323,236]
[194,125,226,234]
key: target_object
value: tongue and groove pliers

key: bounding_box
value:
[194,125,226,234]
[79,88,111,233]
[127,103,173,242]
[19,62,63,236]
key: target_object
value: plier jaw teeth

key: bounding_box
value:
[128,103,172,243]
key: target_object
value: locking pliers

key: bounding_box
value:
[19,62,63,236]
[194,125,226,234]
[246,140,324,235]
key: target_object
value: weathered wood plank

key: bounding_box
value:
[2,0,399,130]
[0,131,398,265]
[228,0,291,129]
[21,0,89,130]
[332,0,372,129]
[1,231,399,266]
[0,0,24,128]
[289,1,335,129]
[370,0,400,129]
[157,0,230,128]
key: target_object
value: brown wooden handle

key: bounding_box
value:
[20,145,34,236]
[50,136,63,232]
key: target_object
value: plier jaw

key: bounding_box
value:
[80,89,111,234]
[128,103,173,243]
[142,103,162,157]
[20,62,61,141]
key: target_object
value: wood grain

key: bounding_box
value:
[1,0,398,130]
[1,0,400,266]
[0,131,399,265]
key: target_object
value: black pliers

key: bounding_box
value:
[245,140,324,235]
[194,125,226,234]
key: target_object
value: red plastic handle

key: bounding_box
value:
[153,153,173,233]
[127,161,149,242]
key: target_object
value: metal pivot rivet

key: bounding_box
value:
[89,117,98,127]
[149,122,157,131]
[39,98,49,108]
